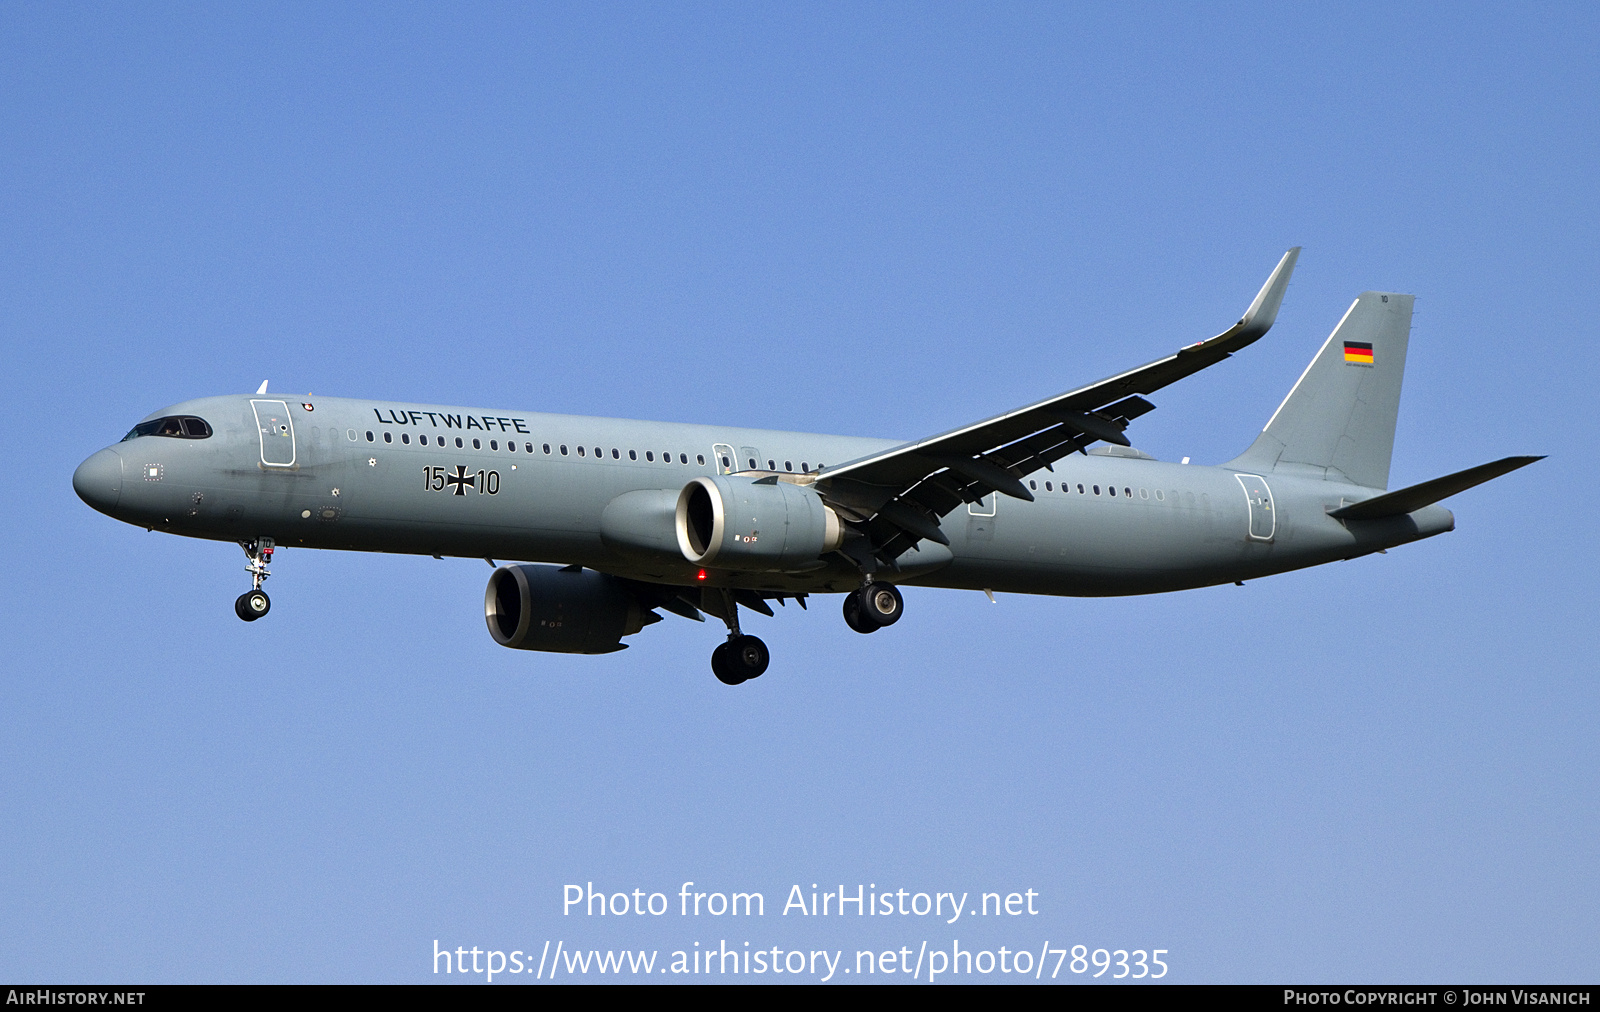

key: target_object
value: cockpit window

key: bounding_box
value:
[122,415,212,441]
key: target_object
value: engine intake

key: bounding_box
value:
[676,474,844,570]
[485,564,646,654]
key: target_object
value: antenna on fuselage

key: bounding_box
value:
[256,380,269,395]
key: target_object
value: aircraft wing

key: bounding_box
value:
[816,248,1301,564]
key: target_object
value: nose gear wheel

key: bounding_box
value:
[235,590,270,621]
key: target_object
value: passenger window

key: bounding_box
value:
[489,439,497,450]
[629,450,637,460]
[697,454,706,465]
[800,461,808,472]
[1155,489,1164,500]
[748,458,757,469]
[1109,485,1115,496]
[646,451,654,461]
[455,437,464,448]
[785,461,793,472]
[383,432,393,443]
[346,429,356,441]
[612,448,619,459]
[559,445,568,455]
[525,443,533,453]
[721,456,729,468]
[542,443,550,454]
[680,453,688,464]
[366,431,374,442]
[473,439,481,450]
[1093,485,1100,495]
[1124,487,1132,498]
[577,445,585,456]
[595,448,601,457]
[1140,488,1148,499]
[1077,483,1084,494]
[401,433,410,444]
[1029,480,1037,490]
[418,435,428,445]
[768,459,776,470]
[507,441,516,452]
[1045,481,1053,491]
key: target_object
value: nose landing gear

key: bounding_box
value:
[843,581,903,633]
[235,538,274,622]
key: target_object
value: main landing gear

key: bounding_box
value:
[698,582,904,684]
[842,582,903,634]
[712,635,770,686]
[235,537,274,622]
[706,588,769,686]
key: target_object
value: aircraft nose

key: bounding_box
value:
[73,447,123,514]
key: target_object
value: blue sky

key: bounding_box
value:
[1,3,1595,983]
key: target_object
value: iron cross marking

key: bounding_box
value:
[445,465,473,496]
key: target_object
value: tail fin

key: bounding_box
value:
[1228,291,1413,490]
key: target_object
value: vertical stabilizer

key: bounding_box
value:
[1228,291,1412,490]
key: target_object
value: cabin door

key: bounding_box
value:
[1234,473,1275,541]
[251,400,297,467]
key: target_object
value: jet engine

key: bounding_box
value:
[485,564,647,654]
[676,475,845,570]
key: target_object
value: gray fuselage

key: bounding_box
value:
[73,393,1454,598]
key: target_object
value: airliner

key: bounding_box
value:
[73,250,1538,684]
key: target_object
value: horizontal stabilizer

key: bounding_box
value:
[1328,455,1543,521]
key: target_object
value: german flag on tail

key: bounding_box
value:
[1343,341,1374,364]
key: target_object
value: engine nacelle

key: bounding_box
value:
[485,564,646,654]
[676,474,844,570]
